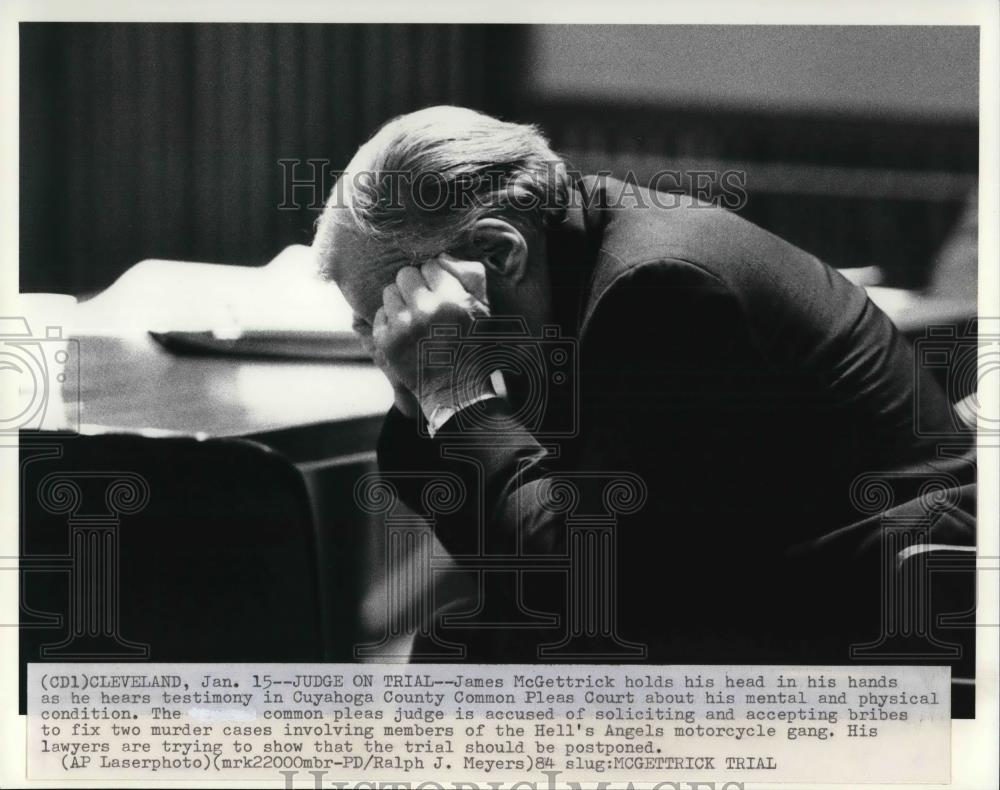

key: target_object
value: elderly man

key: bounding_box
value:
[314,106,965,663]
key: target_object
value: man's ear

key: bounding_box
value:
[471,218,529,283]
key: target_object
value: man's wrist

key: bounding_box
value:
[420,371,507,436]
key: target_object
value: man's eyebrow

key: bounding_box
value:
[375,242,430,267]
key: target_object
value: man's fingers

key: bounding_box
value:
[419,259,449,289]
[436,254,489,307]
[422,258,490,317]
[371,305,388,343]
[420,259,467,302]
[395,265,434,310]
[382,283,406,317]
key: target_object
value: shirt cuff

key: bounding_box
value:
[424,370,508,437]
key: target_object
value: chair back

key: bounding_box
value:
[19,431,325,710]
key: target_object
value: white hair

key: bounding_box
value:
[314,105,569,274]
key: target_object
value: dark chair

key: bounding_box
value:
[18,431,325,711]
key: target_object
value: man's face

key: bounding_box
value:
[321,217,548,341]
[320,221,421,340]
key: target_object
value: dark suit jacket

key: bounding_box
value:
[377,176,966,662]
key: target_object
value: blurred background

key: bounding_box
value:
[20,23,978,296]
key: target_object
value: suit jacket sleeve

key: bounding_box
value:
[375,258,746,559]
[376,397,564,556]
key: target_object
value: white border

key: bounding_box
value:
[1,2,997,789]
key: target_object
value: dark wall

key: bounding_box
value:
[20,23,516,294]
[526,26,979,119]
[520,101,976,289]
[513,26,977,290]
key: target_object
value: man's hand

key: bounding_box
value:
[373,256,492,421]
[356,327,420,419]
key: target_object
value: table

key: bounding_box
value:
[39,328,403,659]
[69,332,392,463]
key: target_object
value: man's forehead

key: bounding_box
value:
[322,222,419,317]
[326,223,404,278]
